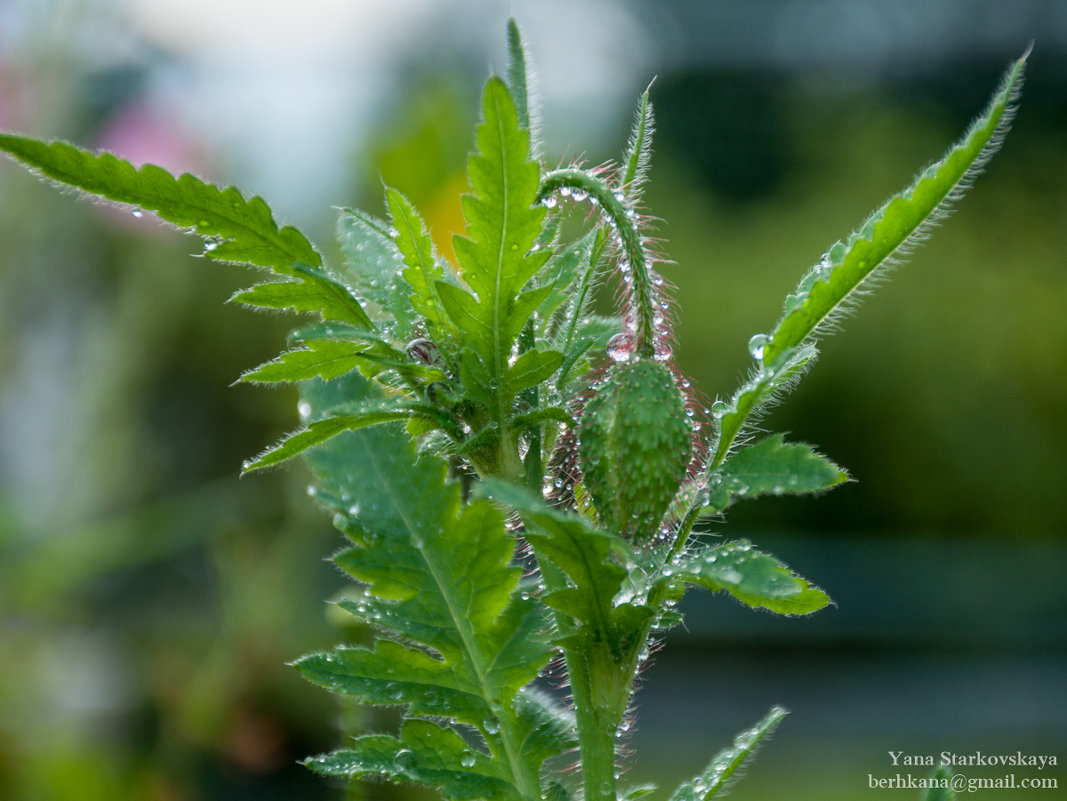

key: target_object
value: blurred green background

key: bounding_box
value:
[1,1,1064,799]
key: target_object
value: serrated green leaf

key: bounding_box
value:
[294,640,491,723]
[307,719,520,801]
[763,49,1027,367]
[298,394,552,795]
[704,434,848,512]
[241,404,431,473]
[448,77,550,422]
[230,264,374,330]
[0,134,320,272]
[668,706,787,801]
[239,340,368,384]
[384,189,454,336]
[620,89,654,202]
[707,343,818,473]
[485,480,653,655]
[336,206,416,336]
[505,18,533,134]
[514,688,578,769]
[556,315,618,390]
[664,540,830,616]
[536,235,591,326]
[504,349,564,399]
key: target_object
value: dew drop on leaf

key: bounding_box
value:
[393,749,416,772]
[298,400,312,419]
[131,208,143,218]
[483,717,501,734]
[460,750,476,768]
[606,333,631,363]
[748,333,771,362]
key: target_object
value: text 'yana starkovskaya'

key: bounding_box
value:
[889,751,1059,770]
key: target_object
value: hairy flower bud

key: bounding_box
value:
[577,359,691,540]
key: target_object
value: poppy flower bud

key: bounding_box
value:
[577,359,691,540]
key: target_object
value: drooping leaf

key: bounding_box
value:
[668,706,787,801]
[704,434,848,513]
[0,133,320,272]
[661,540,830,616]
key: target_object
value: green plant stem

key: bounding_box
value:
[567,648,623,801]
[538,168,657,359]
[534,556,637,801]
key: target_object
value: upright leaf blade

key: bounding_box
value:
[449,77,550,408]
[668,706,787,801]
[386,188,454,336]
[763,48,1028,366]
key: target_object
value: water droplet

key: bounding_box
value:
[653,343,672,362]
[203,240,219,252]
[542,195,557,209]
[393,749,416,772]
[460,750,476,768]
[606,333,631,363]
[571,187,588,202]
[131,208,144,218]
[298,400,312,419]
[306,485,318,498]
[483,717,500,734]
[599,781,613,798]
[747,333,772,362]
[559,186,572,198]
